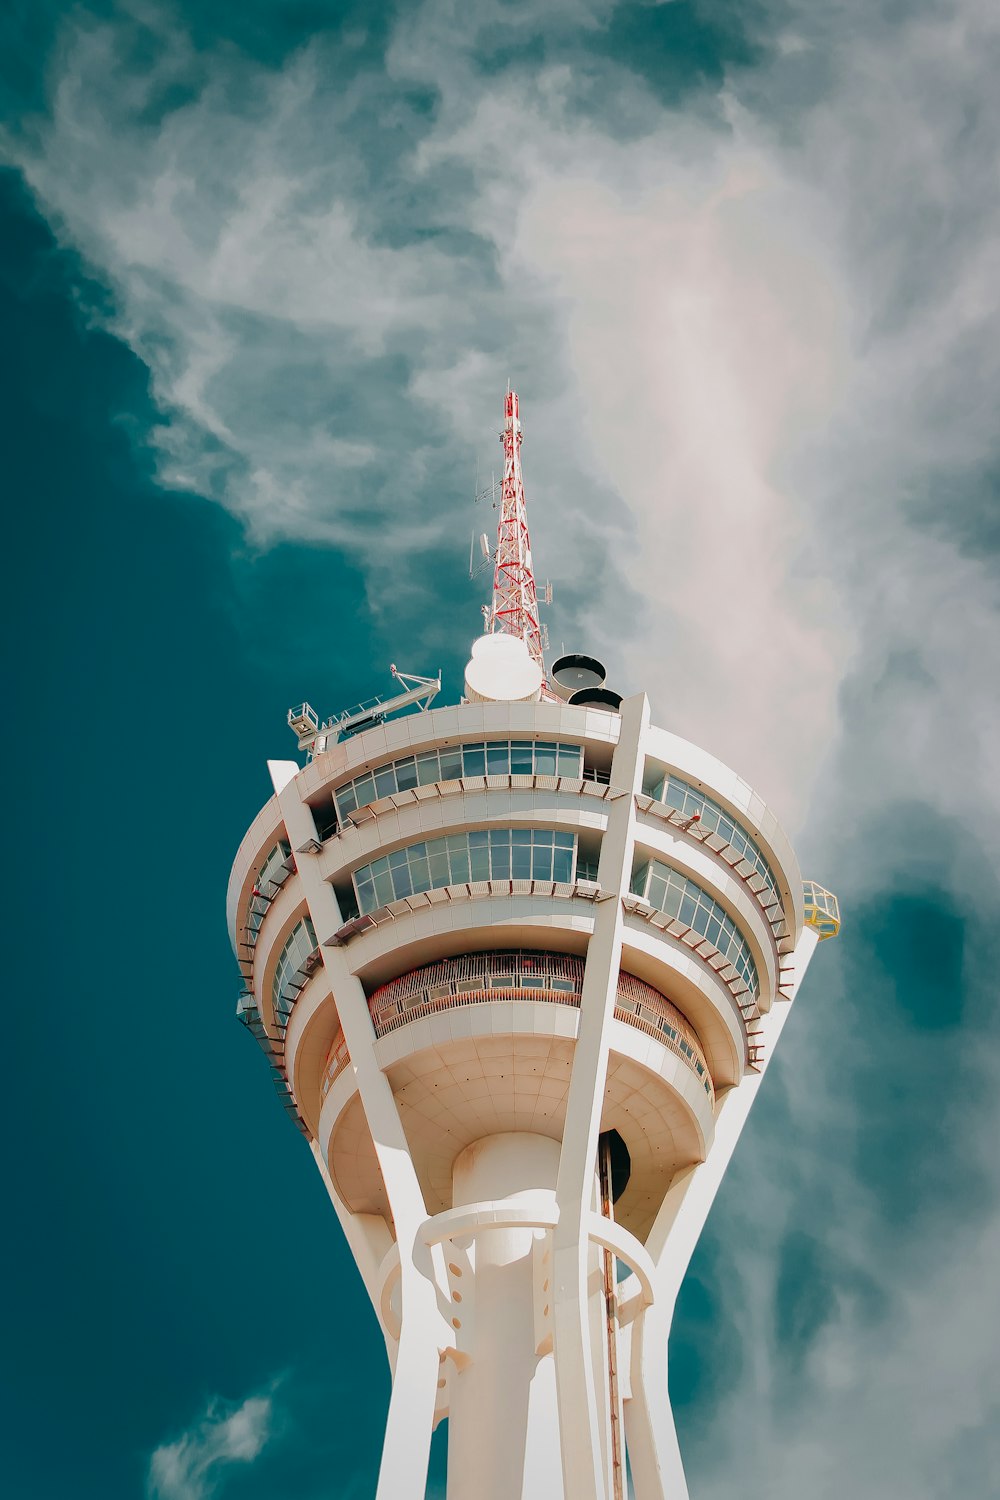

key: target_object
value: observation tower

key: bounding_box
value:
[228,390,840,1500]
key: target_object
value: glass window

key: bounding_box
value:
[271,917,318,1026]
[409,848,431,893]
[374,765,397,798]
[352,829,581,913]
[462,743,486,777]
[332,740,587,820]
[491,838,511,879]
[439,748,463,781]
[650,773,782,912]
[395,756,418,791]
[335,783,358,816]
[632,859,760,997]
[249,841,292,935]
[486,743,508,775]
[470,838,491,882]
[558,744,582,777]
[534,742,557,776]
[532,840,554,881]
[510,741,534,776]
[416,750,440,785]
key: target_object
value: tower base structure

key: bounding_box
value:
[230,692,837,1500]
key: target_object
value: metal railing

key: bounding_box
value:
[319,954,714,1103]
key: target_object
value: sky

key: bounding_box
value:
[1,1,998,1497]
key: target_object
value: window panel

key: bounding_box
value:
[558,744,582,777]
[510,742,533,775]
[395,757,418,791]
[534,744,557,776]
[635,859,760,997]
[486,743,509,775]
[439,748,462,781]
[335,784,358,816]
[408,850,431,893]
[651,773,781,910]
[352,829,582,913]
[374,765,397,797]
[271,918,318,1025]
[333,739,586,820]
[416,751,441,785]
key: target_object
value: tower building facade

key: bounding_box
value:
[228,392,840,1500]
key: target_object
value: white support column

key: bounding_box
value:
[623,1303,688,1500]
[625,928,821,1499]
[551,696,650,1500]
[446,1133,563,1500]
[308,1142,398,1363]
[269,761,449,1500]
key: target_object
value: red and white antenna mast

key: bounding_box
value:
[485,387,546,674]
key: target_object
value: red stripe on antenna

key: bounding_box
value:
[486,390,545,674]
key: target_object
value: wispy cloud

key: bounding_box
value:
[146,1391,273,1500]
[6,3,1000,1496]
[6,1,998,825]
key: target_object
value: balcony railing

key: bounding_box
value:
[319,953,714,1104]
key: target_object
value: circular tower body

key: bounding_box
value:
[229,694,836,1500]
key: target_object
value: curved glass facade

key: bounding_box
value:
[248,840,292,938]
[354,829,578,914]
[632,860,760,997]
[271,917,319,1026]
[650,774,781,908]
[334,740,583,820]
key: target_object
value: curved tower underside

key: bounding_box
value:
[228,395,839,1500]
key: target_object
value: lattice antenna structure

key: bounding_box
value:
[485,389,545,673]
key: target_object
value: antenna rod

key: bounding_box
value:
[485,390,545,674]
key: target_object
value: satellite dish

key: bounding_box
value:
[568,686,622,711]
[549,652,607,702]
[465,634,543,703]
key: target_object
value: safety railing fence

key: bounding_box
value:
[319,954,714,1104]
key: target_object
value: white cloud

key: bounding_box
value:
[6,3,1000,1495]
[6,7,998,818]
[146,1391,273,1500]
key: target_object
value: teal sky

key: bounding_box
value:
[2,4,999,1498]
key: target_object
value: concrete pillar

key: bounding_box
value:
[551,694,649,1500]
[446,1133,563,1500]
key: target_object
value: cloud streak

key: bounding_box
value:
[146,1390,273,1500]
[7,2,1000,1496]
[7,0,998,824]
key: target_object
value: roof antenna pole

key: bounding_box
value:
[485,388,547,677]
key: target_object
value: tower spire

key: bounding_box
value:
[485,388,545,673]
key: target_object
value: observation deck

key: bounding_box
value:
[229,697,808,1242]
